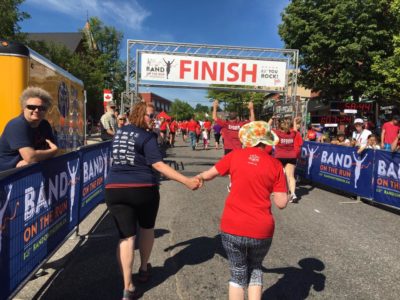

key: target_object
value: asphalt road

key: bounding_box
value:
[14,138,400,300]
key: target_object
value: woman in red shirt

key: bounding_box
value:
[197,121,288,300]
[273,118,300,203]
[168,118,178,147]
[159,117,169,144]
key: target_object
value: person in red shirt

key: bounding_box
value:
[159,117,169,144]
[168,118,178,147]
[203,119,212,137]
[196,121,288,300]
[195,122,202,148]
[306,125,317,141]
[273,118,300,203]
[187,117,199,150]
[381,115,400,150]
[180,120,188,142]
[212,99,255,155]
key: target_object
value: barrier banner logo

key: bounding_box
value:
[373,150,400,208]
[296,142,374,198]
[0,152,80,300]
[79,142,112,220]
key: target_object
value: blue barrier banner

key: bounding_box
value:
[296,142,374,198]
[373,150,400,209]
[0,152,81,300]
[79,142,112,220]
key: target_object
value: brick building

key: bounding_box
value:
[139,92,172,113]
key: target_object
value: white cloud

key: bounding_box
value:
[26,0,150,31]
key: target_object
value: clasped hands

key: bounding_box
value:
[185,174,205,190]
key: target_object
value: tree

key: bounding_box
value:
[371,0,400,102]
[27,17,126,119]
[279,0,398,102]
[27,40,73,70]
[207,85,265,119]
[88,17,125,97]
[0,0,30,42]
[170,99,194,120]
[194,103,210,113]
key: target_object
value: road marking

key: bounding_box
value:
[314,209,320,213]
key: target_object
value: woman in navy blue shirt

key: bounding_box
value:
[105,101,200,299]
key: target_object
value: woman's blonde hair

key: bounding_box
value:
[128,101,154,129]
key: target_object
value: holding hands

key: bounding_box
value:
[185,176,204,190]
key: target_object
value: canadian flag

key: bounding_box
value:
[103,89,113,103]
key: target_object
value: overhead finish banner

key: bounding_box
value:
[140,52,287,88]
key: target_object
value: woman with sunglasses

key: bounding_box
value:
[0,87,58,172]
[105,101,201,300]
[117,114,127,128]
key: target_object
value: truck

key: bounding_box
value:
[0,40,85,152]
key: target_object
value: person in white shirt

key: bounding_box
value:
[352,118,372,148]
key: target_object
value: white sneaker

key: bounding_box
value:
[227,183,231,192]
[290,194,298,203]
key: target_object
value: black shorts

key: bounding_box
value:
[105,186,160,239]
[224,149,233,155]
[277,158,297,166]
[214,133,221,143]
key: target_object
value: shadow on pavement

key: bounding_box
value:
[39,212,171,300]
[295,185,315,202]
[262,258,326,300]
[136,234,227,297]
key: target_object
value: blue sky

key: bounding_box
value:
[21,0,290,107]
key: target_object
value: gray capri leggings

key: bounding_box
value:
[221,232,272,288]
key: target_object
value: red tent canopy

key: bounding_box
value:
[157,111,171,120]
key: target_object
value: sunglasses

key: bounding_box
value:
[26,104,47,112]
[146,113,155,119]
[118,118,126,121]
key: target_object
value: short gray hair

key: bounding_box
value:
[20,87,52,109]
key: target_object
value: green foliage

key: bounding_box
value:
[371,0,400,101]
[170,99,194,120]
[194,103,210,113]
[207,85,265,119]
[27,40,73,69]
[27,17,126,119]
[279,0,398,102]
[0,0,30,42]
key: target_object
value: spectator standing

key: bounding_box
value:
[100,101,117,141]
[352,118,372,148]
[381,115,400,150]
[306,125,317,141]
[0,87,58,172]
[196,121,288,300]
[358,134,381,153]
[212,99,255,155]
[105,101,200,299]
[117,115,127,128]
